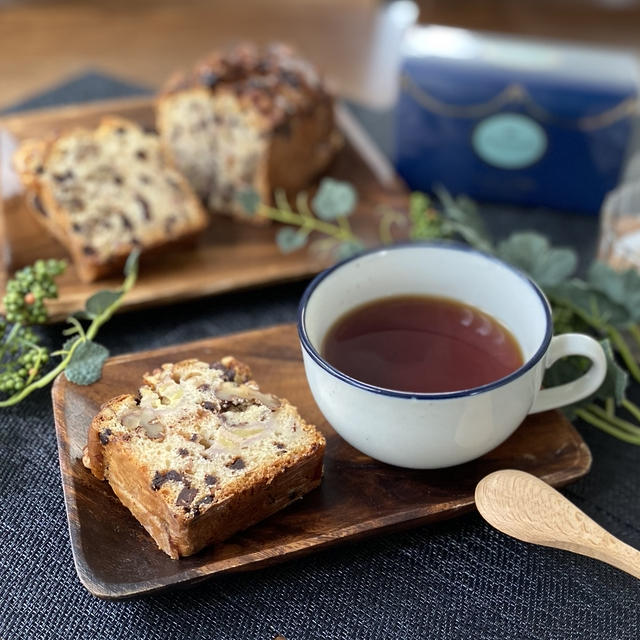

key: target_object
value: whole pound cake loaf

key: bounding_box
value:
[156,42,342,220]
[13,117,208,282]
[83,356,325,558]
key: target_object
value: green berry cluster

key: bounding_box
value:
[3,259,66,325]
[0,318,49,393]
[408,192,445,242]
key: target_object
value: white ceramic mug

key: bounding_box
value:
[298,243,607,469]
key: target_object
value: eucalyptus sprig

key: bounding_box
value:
[237,178,366,260]
[0,250,139,407]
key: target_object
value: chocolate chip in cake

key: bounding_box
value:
[255,60,269,74]
[274,119,292,138]
[72,222,82,233]
[197,383,211,392]
[115,126,127,134]
[151,470,184,491]
[226,457,245,471]
[53,170,73,182]
[210,362,235,381]
[31,194,47,217]
[99,428,112,445]
[68,197,84,212]
[113,175,123,185]
[190,433,198,442]
[120,213,133,230]
[35,165,44,175]
[202,401,217,412]
[199,69,220,88]
[166,177,182,192]
[280,69,301,88]
[274,442,286,450]
[178,448,189,457]
[193,494,214,516]
[176,486,198,507]
[136,150,148,161]
[83,246,96,256]
[205,474,217,486]
[165,215,178,235]
[220,399,248,413]
[136,195,151,221]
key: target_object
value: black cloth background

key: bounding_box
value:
[0,73,638,640]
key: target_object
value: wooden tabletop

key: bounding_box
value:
[1,0,638,112]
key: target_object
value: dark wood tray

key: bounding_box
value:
[0,97,406,322]
[52,324,592,599]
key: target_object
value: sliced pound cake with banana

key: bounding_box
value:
[82,356,325,559]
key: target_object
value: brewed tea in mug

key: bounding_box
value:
[322,295,523,394]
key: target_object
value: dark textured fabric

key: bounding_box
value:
[1,73,639,640]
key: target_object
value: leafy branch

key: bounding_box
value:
[237,178,365,260]
[0,250,140,407]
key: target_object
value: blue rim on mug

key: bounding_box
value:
[297,241,553,400]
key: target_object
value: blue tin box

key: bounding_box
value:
[394,26,640,214]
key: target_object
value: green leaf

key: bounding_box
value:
[597,339,628,405]
[62,336,80,353]
[549,279,630,328]
[312,178,357,220]
[588,262,640,324]
[434,185,493,252]
[275,227,308,254]
[236,188,261,216]
[443,219,493,254]
[65,340,109,386]
[85,290,123,317]
[496,232,577,288]
[124,248,141,279]
[335,241,364,261]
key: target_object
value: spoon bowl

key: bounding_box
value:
[475,469,640,579]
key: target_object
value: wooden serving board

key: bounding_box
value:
[52,324,592,599]
[0,97,407,321]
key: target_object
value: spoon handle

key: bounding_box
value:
[595,536,640,580]
[476,470,640,580]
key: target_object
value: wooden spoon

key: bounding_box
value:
[475,469,640,579]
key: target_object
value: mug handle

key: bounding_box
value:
[529,333,607,414]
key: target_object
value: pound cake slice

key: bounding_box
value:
[83,356,325,559]
[156,42,342,221]
[13,117,208,282]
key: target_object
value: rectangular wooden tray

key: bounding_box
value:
[0,97,407,321]
[52,323,592,599]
